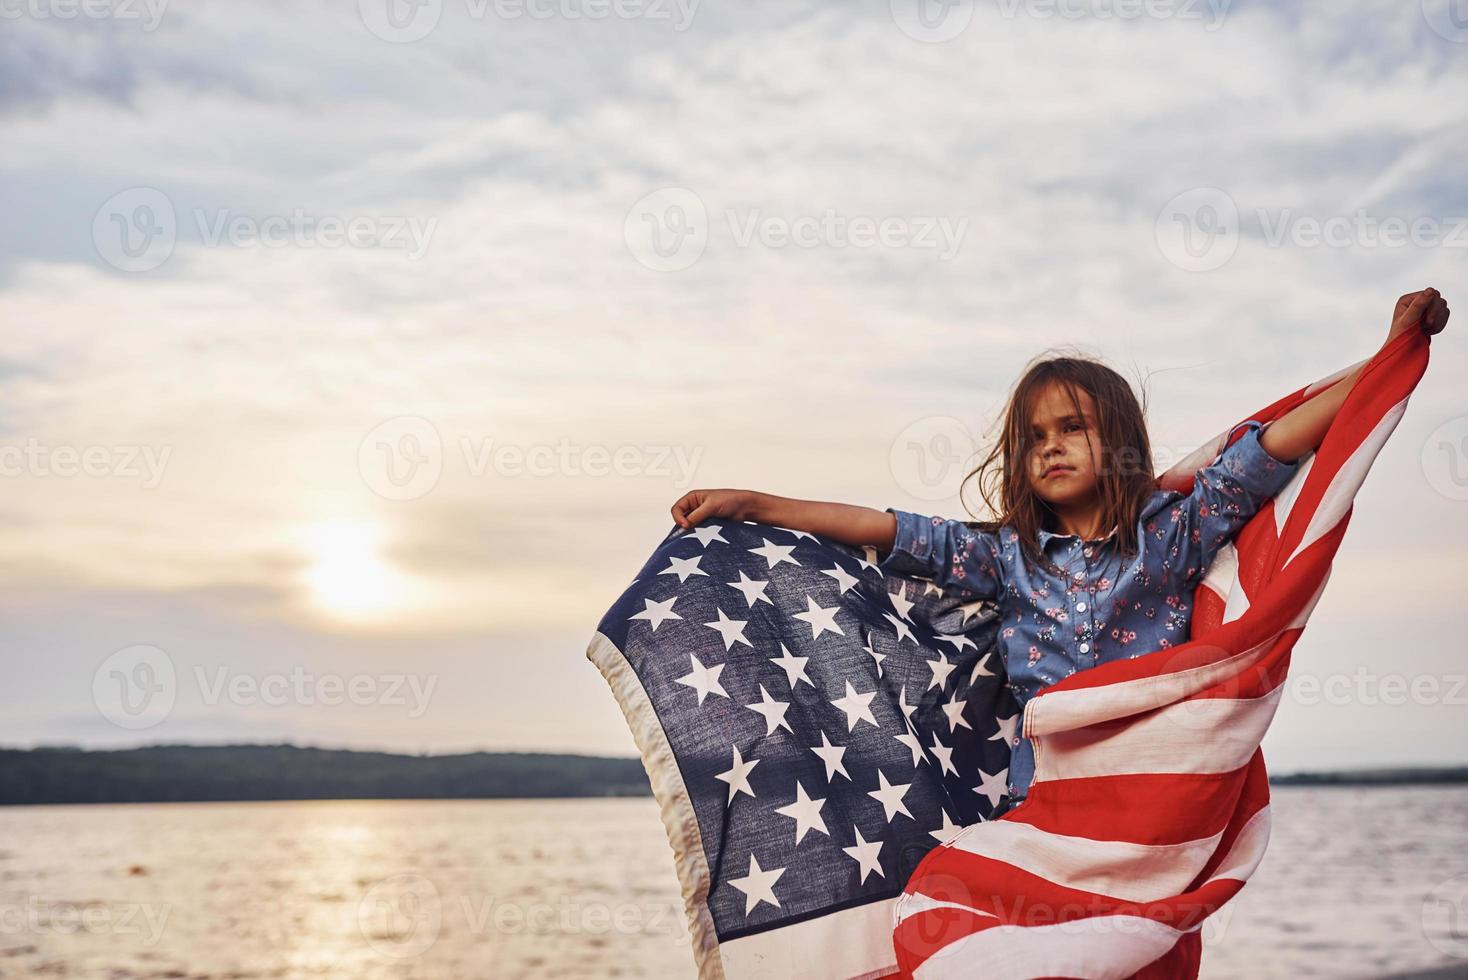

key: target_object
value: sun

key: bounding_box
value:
[301,519,406,623]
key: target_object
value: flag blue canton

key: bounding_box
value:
[597,520,1019,942]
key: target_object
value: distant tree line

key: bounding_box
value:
[0,745,1463,806]
[0,744,653,806]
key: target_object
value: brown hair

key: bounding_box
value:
[958,349,1157,578]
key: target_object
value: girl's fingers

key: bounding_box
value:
[1406,290,1435,320]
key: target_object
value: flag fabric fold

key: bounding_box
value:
[587,329,1430,979]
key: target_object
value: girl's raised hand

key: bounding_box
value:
[670,488,757,530]
[1389,287,1450,341]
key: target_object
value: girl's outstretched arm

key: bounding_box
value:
[670,488,897,551]
[1260,287,1449,463]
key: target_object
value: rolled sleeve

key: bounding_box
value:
[880,507,1003,601]
[1220,419,1301,500]
[1170,419,1301,584]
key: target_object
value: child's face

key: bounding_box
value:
[1025,381,1104,508]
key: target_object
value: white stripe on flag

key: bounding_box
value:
[1025,635,1278,738]
[718,897,900,980]
[1199,804,1272,886]
[1284,398,1407,568]
[1035,685,1285,783]
[946,819,1225,902]
[910,915,1193,980]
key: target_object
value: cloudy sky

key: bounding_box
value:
[1,0,1465,771]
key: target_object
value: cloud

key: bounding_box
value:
[1,0,1464,760]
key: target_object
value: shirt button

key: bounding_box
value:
[1079,642,1090,653]
[1076,602,1087,612]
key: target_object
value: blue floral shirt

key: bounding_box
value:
[881,419,1301,803]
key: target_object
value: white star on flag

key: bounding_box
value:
[682,524,729,547]
[863,633,887,678]
[769,643,812,689]
[821,564,860,594]
[973,766,1009,808]
[956,599,988,624]
[728,854,785,914]
[703,608,752,650]
[929,810,964,845]
[882,611,917,645]
[793,596,844,639]
[628,596,681,631]
[748,538,800,569]
[715,745,759,805]
[810,731,851,782]
[773,782,829,844]
[937,633,977,653]
[989,710,1019,745]
[867,769,915,823]
[925,651,956,691]
[830,681,879,732]
[842,827,885,884]
[745,685,793,736]
[659,554,709,583]
[674,654,728,706]
[897,686,918,727]
[894,724,925,768]
[726,570,773,608]
[927,731,958,777]
[888,587,916,622]
[970,652,996,685]
[941,689,974,733]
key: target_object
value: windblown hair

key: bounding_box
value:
[959,350,1156,578]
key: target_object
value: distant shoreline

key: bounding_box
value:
[1,744,1464,807]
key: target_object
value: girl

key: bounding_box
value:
[670,288,1449,811]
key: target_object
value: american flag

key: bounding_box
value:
[893,330,1430,979]
[587,329,1429,979]
[588,516,1020,977]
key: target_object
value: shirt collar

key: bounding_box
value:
[1037,522,1119,550]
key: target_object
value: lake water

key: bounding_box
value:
[0,787,1464,979]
